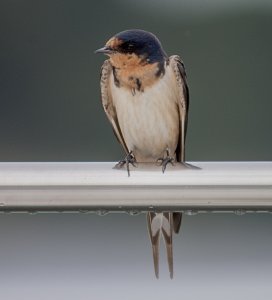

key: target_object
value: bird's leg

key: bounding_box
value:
[157,148,175,173]
[114,151,137,177]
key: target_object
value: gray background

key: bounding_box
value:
[1,0,272,299]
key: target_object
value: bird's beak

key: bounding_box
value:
[94,46,114,54]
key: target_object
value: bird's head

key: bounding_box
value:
[95,29,167,68]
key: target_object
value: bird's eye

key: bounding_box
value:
[119,42,135,53]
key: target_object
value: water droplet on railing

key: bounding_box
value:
[96,210,108,216]
[234,209,246,216]
[29,211,38,215]
[185,210,198,216]
[127,210,141,216]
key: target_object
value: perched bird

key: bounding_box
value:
[95,29,189,278]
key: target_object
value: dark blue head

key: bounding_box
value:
[96,29,167,64]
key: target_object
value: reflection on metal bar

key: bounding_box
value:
[0,162,271,213]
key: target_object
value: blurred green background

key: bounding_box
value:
[1,0,272,161]
[1,2,272,299]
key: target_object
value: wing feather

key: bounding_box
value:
[100,59,129,154]
[169,55,189,162]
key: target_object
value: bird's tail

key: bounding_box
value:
[147,212,182,279]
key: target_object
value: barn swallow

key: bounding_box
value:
[95,29,189,278]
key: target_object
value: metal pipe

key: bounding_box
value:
[0,162,271,213]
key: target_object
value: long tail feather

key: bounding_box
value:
[147,212,161,278]
[147,212,182,278]
[161,212,173,278]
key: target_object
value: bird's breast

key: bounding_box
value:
[110,65,180,162]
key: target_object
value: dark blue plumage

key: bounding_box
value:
[115,29,167,63]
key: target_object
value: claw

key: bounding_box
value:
[114,151,137,177]
[157,148,175,173]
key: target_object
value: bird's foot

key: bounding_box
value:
[114,151,137,177]
[157,149,175,173]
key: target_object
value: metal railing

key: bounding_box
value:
[0,162,271,214]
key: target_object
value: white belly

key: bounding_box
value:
[110,67,180,162]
